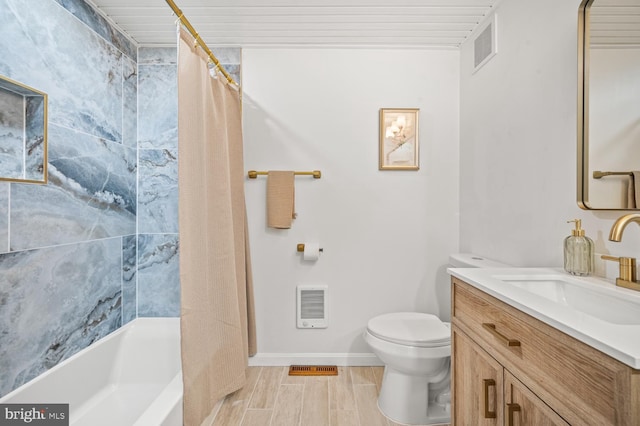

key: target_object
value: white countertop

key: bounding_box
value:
[447,267,640,369]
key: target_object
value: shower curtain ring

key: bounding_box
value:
[209,62,221,77]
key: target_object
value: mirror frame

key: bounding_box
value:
[577,0,590,209]
[577,0,639,210]
[0,75,48,185]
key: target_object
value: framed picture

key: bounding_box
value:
[379,108,419,170]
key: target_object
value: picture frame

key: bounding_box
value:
[379,108,419,170]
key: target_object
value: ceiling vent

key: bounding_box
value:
[473,14,498,73]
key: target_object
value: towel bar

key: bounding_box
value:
[247,170,321,179]
[593,171,633,179]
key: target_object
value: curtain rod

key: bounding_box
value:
[164,0,238,87]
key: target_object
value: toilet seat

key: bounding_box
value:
[367,312,450,348]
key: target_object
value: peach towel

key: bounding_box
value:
[267,171,296,229]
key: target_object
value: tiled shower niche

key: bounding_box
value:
[0,76,47,183]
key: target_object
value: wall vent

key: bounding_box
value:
[297,285,328,329]
[473,14,498,73]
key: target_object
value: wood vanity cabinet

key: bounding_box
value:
[453,329,567,425]
[451,277,640,425]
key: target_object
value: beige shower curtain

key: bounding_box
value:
[177,28,257,426]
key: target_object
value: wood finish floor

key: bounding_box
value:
[209,366,449,426]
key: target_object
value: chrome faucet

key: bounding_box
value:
[603,214,640,291]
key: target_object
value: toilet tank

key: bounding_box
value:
[448,253,510,268]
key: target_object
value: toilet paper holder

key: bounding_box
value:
[297,243,324,253]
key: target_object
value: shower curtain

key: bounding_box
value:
[177,28,257,426]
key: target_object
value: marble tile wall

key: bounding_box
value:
[0,0,136,397]
[135,46,241,317]
[136,48,180,318]
[0,240,122,396]
[0,0,242,398]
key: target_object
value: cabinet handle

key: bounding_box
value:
[483,379,497,419]
[482,323,521,347]
[507,402,521,426]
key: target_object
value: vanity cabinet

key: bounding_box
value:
[505,370,568,425]
[451,277,640,425]
[452,327,503,424]
[453,329,567,425]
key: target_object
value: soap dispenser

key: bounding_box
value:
[564,219,594,276]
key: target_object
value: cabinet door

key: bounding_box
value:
[452,326,503,425]
[505,371,570,426]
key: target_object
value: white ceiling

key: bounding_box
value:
[86,0,499,48]
[590,0,640,46]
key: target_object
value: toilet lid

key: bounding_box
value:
[367,312,450,347]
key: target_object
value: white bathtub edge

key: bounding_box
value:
[133,372,183,426]
[0,322,132,404]
[1,317,182,426]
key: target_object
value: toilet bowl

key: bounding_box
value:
[365,253,509,425]
[364,312,451,425]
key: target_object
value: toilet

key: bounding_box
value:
[364,253,509,425]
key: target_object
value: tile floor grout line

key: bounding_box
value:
[327,374,332,426]
[240,366,264,425]
[250,366,265,402]
[322,377,330,426]
[268,370,285,426]
[352,369,363,426]
[298,378,306,426]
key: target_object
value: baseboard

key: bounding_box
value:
[248,352,383,367]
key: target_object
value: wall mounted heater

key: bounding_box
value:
[297,285,328,329]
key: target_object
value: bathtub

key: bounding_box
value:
[0,318,182,426]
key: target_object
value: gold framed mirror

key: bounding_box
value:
[0,75,48,184]
[578,0,640,210]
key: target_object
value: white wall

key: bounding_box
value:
[460,0,640,271]
[242,48,460,361]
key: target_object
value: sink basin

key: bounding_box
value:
[494,275,640,325]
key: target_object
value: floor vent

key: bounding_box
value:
[288,365,338,376]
